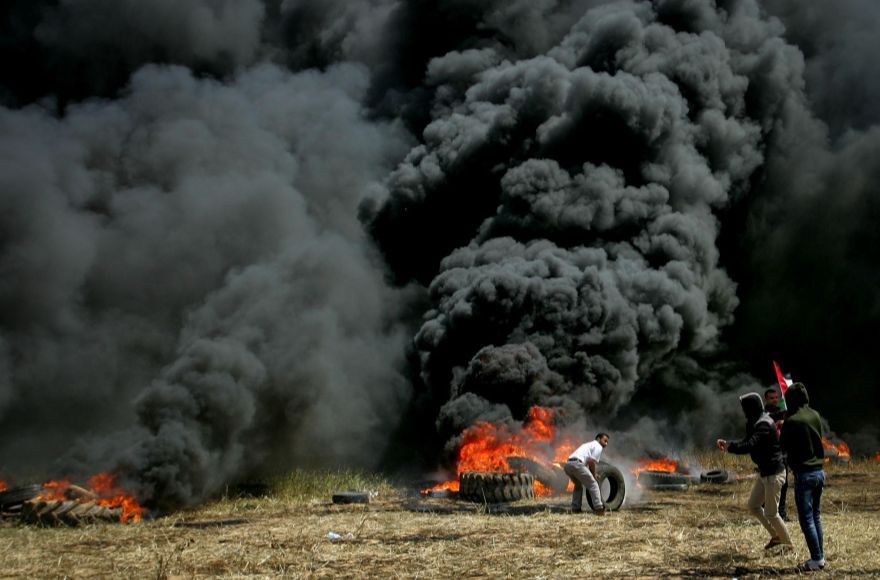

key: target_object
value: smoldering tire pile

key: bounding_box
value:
[0,485,122,526]
[20,499,123,526]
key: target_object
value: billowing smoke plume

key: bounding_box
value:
[2,0,880,504]
[0,60,414,504]
[364,0,802,450]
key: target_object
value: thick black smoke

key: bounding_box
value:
[2,0,879,504]
[728,0,880,452]
[365,0,802,451]
[0,60,414,504]
[365,0,880,455]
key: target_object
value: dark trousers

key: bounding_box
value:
[778,466,789,518]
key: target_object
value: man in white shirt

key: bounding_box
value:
[563,432,610,515]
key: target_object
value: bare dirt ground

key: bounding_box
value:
[2,458,878,578]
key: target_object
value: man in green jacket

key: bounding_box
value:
[780,382,826,572]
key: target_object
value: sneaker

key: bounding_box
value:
[797,559,826,572]
[592,507,608,516]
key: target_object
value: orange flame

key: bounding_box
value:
[36,473,144,523]
[874,452,880,462]
[38,479,72,501]
[426,479,460,493]
[821,437,851,462]
[0,480,7,493]
[632,458,679,474]
[87,472,145,523]
[424,406,576,496]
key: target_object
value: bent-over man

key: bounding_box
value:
[564,432,609,515]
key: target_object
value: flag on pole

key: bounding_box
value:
[773,360,792,411]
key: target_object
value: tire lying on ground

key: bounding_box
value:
[700,469,731,484]
[585,462,627,511]
[459,472,535,503]
[332,491,370,504]
[21,499,122,526]
[0,484,43,512]
[638,470,690,491]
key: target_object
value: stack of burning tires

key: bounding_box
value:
[458,461,627,511]
[459,472,536,503]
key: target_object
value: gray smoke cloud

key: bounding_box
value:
[37,0,266,69]
[0,61,414,504]
[3,0,880,503]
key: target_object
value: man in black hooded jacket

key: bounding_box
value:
[717,392,792,550]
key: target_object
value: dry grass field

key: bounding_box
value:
[2,454,879,578]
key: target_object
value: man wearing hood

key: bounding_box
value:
[717,392,792,550]
[780,382,826,572]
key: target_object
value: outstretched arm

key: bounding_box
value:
[727,422,771,454]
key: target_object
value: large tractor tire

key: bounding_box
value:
[584,462,627,511]
[21,499,122,526]
[459,472,535,503]
[506,456,570,494]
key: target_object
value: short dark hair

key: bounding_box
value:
[764,388,778,398]
[596,432,609,441]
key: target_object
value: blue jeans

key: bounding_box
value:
[794,470,825,561]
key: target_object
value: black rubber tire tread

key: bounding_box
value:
[638,470,690,488]
[649,483,690,492]
[458,471,535,503]
[0,484,43,509]
[584,462,627,511]
[700,469,730,484]
[21,499,122,526]
[332,491,370,504]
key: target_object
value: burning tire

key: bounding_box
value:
[506,456,570,494]
[0,484,43,514]
[638,470,690,491]
[21,499,123,526]
[585,462,626,511]
[459,472,535,503]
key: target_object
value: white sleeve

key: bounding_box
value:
[586,441,603,462]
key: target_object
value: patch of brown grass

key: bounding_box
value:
[2,459,879,578]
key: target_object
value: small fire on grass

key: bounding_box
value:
[0,480,7,493]
[822,437,851,463]
[874,452,880,462]
[37,472,145,523]
[423,406,577,497]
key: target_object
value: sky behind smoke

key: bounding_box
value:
[1,0,879,505]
